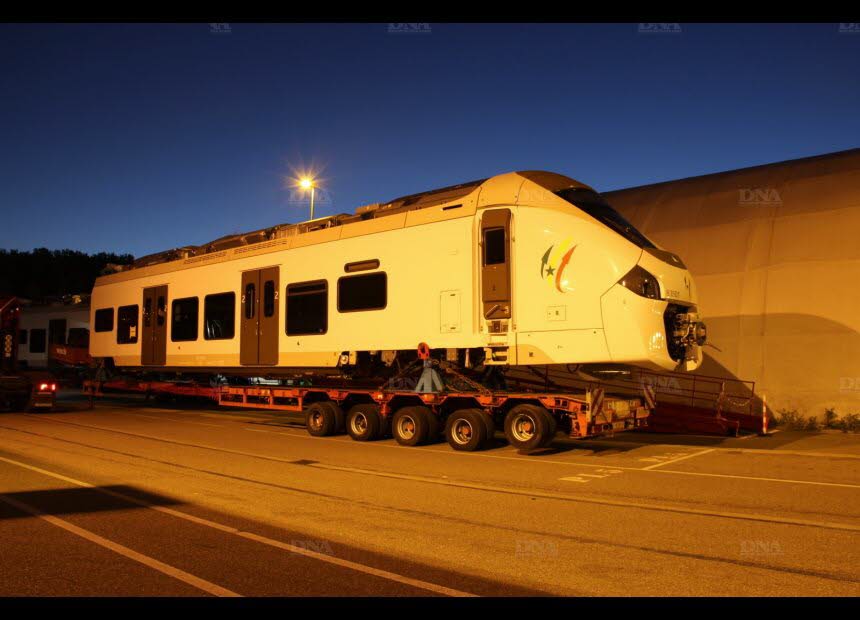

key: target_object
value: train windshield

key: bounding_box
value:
[556,188,655,249]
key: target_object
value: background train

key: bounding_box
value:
[17,295,91,369]
[88,171,707,379]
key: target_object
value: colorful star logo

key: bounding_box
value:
[540,240,578,292]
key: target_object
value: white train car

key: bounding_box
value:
[89,171,706,377]
[18,299,90,369]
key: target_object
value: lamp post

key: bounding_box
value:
[300,177,316,220]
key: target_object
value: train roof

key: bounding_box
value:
[100,171,592,283]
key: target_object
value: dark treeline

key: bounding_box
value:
[0,249,134,300]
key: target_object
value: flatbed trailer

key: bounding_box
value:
[82,367,653,452]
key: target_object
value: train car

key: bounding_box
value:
[89,171,707,379]
[18,297,90,369]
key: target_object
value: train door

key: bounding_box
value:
[240,267,279,365]
[141,286,168,365]
[480,209,514,362]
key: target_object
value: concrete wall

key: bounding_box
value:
[604,148,860,418]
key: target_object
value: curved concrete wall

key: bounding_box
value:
[604,148,860,418]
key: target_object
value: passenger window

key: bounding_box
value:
[337,272,387,312]
[94,308,114,332]
[143,297,152,328]
[156,296,166,327]
[244,283,256,320]
[483,227,506,265]
[204,292,235,340]
[286,281,327,336]
[263,280,275,318]
[29,328,46,353]
[68,328,89,348]
[18,329,27,345]
[117,305,139,344]
[171,297,199,342]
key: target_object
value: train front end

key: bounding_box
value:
[514,171,707,373]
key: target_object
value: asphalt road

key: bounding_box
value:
[0,393,858,596]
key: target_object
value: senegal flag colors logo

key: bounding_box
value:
[540,240,578,292]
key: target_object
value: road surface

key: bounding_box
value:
[0,394,857,596]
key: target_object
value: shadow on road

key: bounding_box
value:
[0,485,182,520]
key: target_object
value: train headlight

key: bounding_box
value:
[618,265,661,300]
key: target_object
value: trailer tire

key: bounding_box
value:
[504,404,552,452]
[392,406,431,446]
[444,409,487,452]
[541,412,558,448]
[305,402,337,437]
[322,401,346,434]
[346,404,382,441]
[426,409,442,443]
[480,411,496,448]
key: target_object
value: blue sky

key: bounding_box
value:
[1,22,858,256]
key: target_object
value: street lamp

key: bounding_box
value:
[300,177,316,220]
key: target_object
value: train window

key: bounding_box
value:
[263,280,275,318]
[171,297,199,342]
[344,259,380,273]
[286,280,327,336]
[94,308,114,332]
[337,272,387,312]
[156,296,166,327]
[68,328,89,348]
[143,297,152,328]
[244,283,256,320]
[117,305,139,344]
[483,227,506,265]
[18,330,27,345]
[204,292,235,340]
[555,188,656,249]
[29,328,46,353]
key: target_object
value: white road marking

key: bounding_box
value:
[298,460,860,532]
[7,415,860,490]
[0,454,476,597]
[559,476,590,483]
[0,488,239,597]
[642,449,717,470]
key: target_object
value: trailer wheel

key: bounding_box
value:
[322,401,346,434]
[444,409,487,452]
[392,406,431,446]
[305,402,337,437]
[504,404,552,452]
[346,404,382,441]
[480,411,496,448]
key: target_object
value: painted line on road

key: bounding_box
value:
[7,415,860,491]
[0,487,239,597]
[298,460,860,532]
[0,454,476,597]
[642,449,717,470]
